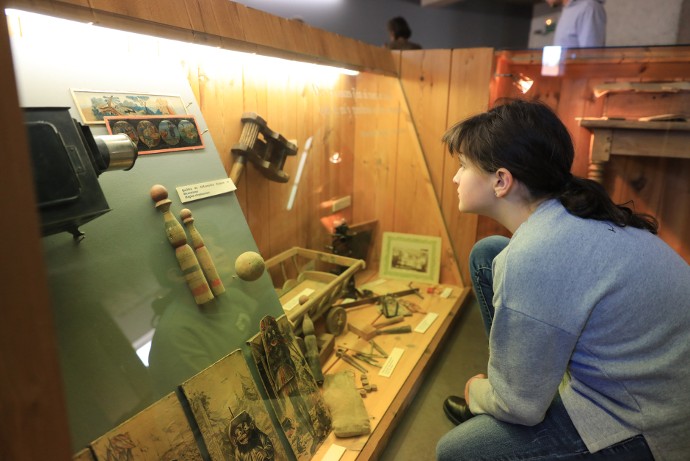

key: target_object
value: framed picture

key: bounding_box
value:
[90,392,203,460]
[379,232,442,284]
[70,89,188,125]
[180,349,289,461]
[104,115,204,155]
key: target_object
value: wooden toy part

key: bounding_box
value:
[325,306,347,336]
[235,251,265,281]
[149,183,169,202]
[179,208,225,296]
[347,320,377,341]
[302,313,315,336]
[302,314,324,385]
[150,184,214,305]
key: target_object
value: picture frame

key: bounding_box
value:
[104,115,204,155]
[379,232,442,284]
[70,89,188,125]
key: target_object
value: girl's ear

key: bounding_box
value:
[493,168,514,198]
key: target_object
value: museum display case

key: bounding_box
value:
[2,2,688,460]
[2,3,473,459]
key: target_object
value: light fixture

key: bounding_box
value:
[329,152,343,164]
[495,73,534,94]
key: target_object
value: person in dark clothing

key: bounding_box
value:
[385,16,422,50]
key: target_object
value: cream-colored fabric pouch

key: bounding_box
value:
[322,371,371,437]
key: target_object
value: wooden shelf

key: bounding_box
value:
[579,118,690,183]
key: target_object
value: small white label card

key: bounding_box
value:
[176,178,236,203]
[414,312,439,334]
[440,287,453,299]
[379,347,405,378]
[322,444,347,461]
[282,288,316,312]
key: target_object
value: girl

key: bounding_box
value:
[437,99,690,460]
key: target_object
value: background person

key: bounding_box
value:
[547,0,606,47]
[437,99,690,460]
[385,16,422,50]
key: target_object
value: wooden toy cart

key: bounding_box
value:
[264,247,366,334]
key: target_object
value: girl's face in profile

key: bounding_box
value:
[452,155,496,215]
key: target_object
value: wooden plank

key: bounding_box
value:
[392,80,462,286]
[556,78,590,177]
[580,119,690,131]
[604,92,690,119]
[399,50,452,206]
[444,48,494,286]
[352,72,399,272]
[656,158,690,262]
[265,73,299,256]
[610,130,690,158]
[240,65,271,257]
[0,16,73,461]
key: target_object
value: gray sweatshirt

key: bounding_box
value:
[554,0,606,48]
[468,199,690,460]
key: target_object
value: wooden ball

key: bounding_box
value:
[235,251,265,281]
[299,295,310,305]
[179,208,192,220]
[150,184,168,202]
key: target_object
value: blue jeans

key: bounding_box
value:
[437,236,654,461]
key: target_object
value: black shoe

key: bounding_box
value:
[443,395,474,425]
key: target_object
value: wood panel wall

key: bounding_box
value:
[399,48,495,286]
[187,57,464,286]
[491,47,690,262]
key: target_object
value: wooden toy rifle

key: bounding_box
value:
[336,287,421,309]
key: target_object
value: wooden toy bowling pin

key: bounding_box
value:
[301,312,324,385]
[179,208,225,296]
[150,184,214,305]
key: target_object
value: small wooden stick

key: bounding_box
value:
[375,325,412,335]
[372,316,404,329]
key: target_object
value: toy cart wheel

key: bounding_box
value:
[325,306,347,335]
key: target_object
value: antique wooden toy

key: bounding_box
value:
[301,312,324,385]
[179,208,225,296]
[150,184,214,305]
[235,251,266,281]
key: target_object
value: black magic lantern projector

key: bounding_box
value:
[24,107,138,240]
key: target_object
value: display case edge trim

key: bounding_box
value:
[5,0,400,77]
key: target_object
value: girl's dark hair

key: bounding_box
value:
[442,99,658,234]
[388,16,412,40]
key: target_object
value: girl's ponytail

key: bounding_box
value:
[559,176,658,234]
